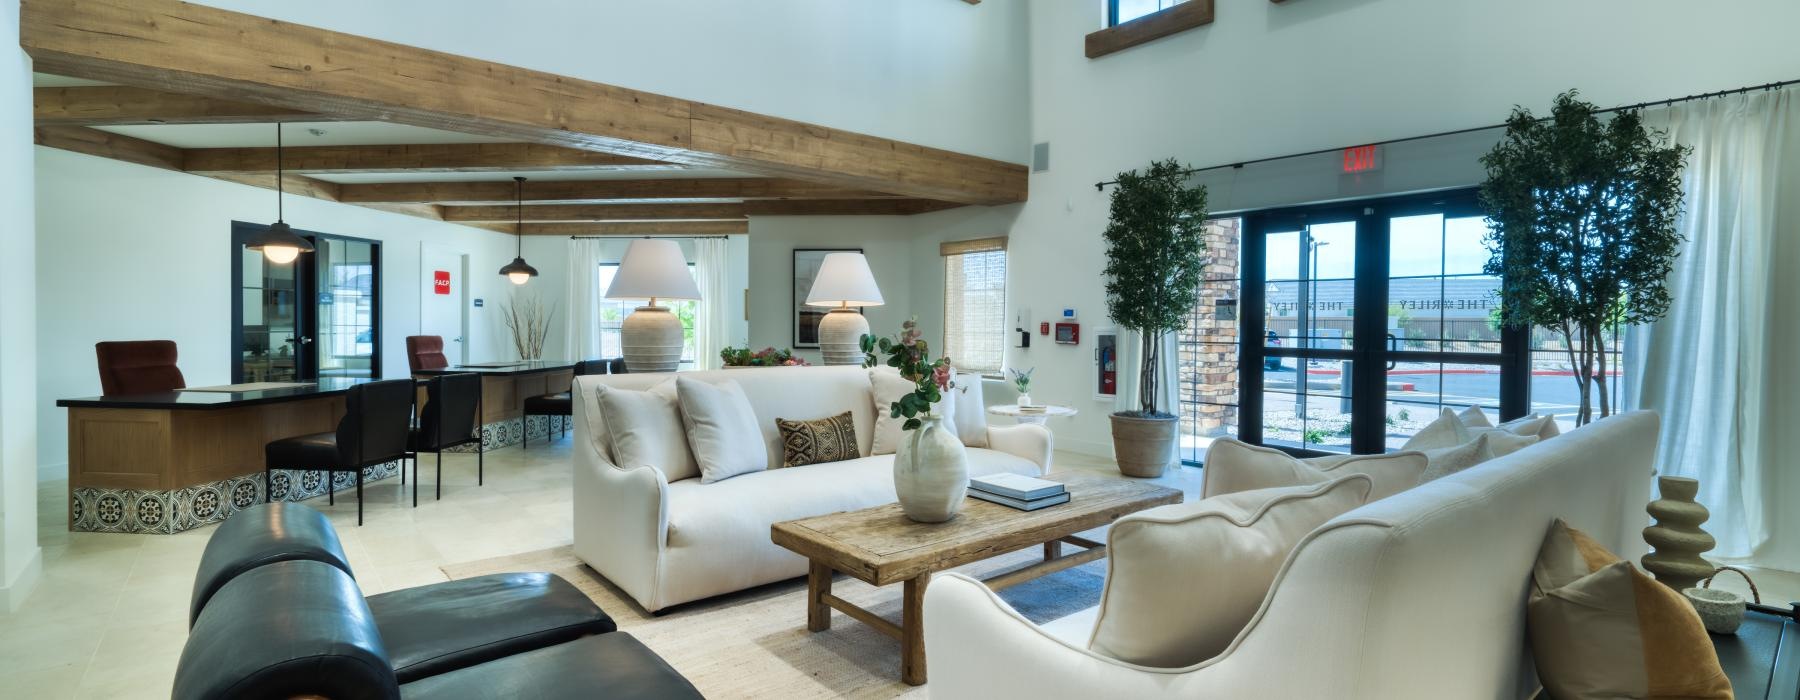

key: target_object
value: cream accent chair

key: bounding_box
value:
[572,366,1053,612]
[925,411,1659,699]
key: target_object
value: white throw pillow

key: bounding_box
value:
[1201,438,1426,501]
[868,369,913,456]
[1401,407,1469,451]
[1088,475,1375,667]
[1497,414,1562,442]
[951,373,989,448]
[1457,405,1494,428]
[675,377,768,483]
[1420,431,1538,482]
[595,381,698,482]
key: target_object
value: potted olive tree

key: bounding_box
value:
[1103,159,1207,477]
[1480,90,1688,426]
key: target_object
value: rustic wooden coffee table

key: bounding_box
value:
[770,472,1182,685]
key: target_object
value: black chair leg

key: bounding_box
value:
[435,450,443,501]
[412,455,419,508]
[478,440,484,486]
[264,466,272,503]
[328,471,334,506]
[356,469,364,526]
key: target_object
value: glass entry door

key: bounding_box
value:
[231,223,382,382]
[235,240,309,382]
[1237,190,1527,455]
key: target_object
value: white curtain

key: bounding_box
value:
[692,237,732,370]
[564,238,608,361]
[1625,86,1800,570]
[1113,329,1182,467]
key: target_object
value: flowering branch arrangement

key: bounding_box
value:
[861,318,953,431]
[720,346,809,367]
[1008,367,1034,395]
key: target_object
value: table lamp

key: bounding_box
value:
[804,252,884,365]
[605,239,700,372]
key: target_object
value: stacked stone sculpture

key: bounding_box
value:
[1642,476,1716,590]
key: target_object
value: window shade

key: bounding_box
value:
[943,248,1007,374]
[939,236,1007,257]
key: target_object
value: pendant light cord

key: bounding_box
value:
[515,176,526,256]
[275,122,284,222]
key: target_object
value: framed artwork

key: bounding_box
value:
[793,248,863,348]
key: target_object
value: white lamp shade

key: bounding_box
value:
[605,239,701,301]
[804,252,885,307]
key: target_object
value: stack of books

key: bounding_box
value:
[968,474,1069,511]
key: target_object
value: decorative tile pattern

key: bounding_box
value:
[444,415,567,453]
[69,460,402,534]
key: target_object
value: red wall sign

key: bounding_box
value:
[1341,144,1382,174]
[433,270,451,295]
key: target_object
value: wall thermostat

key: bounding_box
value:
[1061,308,1077,320]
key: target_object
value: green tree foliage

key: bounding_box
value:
[1479,90,1689,425]
[1102,159,1209,417]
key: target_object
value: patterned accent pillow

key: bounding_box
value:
[776,411,861,468]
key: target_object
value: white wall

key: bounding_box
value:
[34,149,525,474]
[1,0,42,611]
[988,0,1800,458]
[187,0,1032,164]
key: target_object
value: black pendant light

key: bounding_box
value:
[498,176,539,285]
[243,122,315,264]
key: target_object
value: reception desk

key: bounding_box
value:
[56,378,399,534]
[413,360,578,451]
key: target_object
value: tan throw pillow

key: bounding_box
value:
[1402,407,1469,451]
[1528,519,1731,699]
[1419,431,1538,482]
[675,377,768,483]
[1200,438,1426,501]
[776,411,860,468]
[1088,475,1374,667]
[595,381,698,482]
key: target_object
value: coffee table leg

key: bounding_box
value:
[1044,540,1062,560]
[901,572,930,686]
[807,561,832,632]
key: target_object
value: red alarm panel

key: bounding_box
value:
[1054,322,1079,344]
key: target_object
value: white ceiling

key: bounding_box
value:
[312,168,751,184]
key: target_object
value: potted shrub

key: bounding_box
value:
[1480,90,1688,426]
[1102,159,1208,477]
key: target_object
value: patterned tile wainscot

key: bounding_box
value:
[69,461,402,534]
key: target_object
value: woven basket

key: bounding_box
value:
[1683,566,1759,635]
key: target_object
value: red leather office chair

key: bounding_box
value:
[405,336,449,372]
[95,340,187,395]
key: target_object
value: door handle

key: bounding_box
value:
[1386,333,1398,370]
[453,337,464,343]
[299,337,313,345]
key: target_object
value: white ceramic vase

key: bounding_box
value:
[1017,393,1033,407]
[894,414,969,523]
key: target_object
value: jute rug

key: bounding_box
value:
[441,545,1107,698]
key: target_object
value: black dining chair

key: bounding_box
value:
[522,360,608,448]
[409,372,483,506]
[264,378,414,526]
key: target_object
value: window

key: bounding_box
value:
[1109,0,1185,26]
[598,263,698,364]
[941,238,1007,374]
[1090,0,1212,59]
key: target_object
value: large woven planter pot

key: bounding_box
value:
[1110,413,1176,478]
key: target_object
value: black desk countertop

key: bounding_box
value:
[57,377,382,410]
[412,360,580,376]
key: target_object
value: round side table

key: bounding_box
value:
[987,404,1077,426]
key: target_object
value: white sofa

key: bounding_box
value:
[572,365,1053,612]
[925,410,1659,699]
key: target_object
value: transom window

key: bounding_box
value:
[1109,0,1188,26]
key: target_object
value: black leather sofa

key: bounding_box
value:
[175,502,703,699]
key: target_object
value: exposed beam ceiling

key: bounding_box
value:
[742,199,966,216]
[333,178,895,205]
[443,203,747,223]
[32,85,339,125]
[184,142,676,174]
[20,0,1027,205]
[475,221,750,236]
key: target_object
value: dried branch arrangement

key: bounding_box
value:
[502,292,555,360]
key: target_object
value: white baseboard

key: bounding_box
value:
[1,547,43,613]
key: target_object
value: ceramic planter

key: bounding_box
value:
[894,414,969,522]
[1110,412,1176,478]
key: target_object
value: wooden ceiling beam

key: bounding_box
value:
[184,142,677,174]
[742,199,966,216]
[33,124,184,170]
[20,0,1027,205]
[472,221,749,236]
[442,203,748,223]
[33,85,337,125]
[335,178,897,205]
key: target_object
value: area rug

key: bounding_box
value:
[441,545,1107,698]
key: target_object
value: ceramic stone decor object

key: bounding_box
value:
[893,414,969,523]
[1642,476,1717,590]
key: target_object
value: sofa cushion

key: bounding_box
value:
[1457,405,1495,428]
[596,381,697,483]
[190,501,353,627]
[366,572,616,683]
[1497,413,1562,442]
[869,369,915,455]
[1401,408,1469,451]
[397,632,702,700]
[776,411,861,468]
[1527,519,1731,700]
[951,372,990,448]
[675,377,768,483]
[1420,431,1538,482]
[1200,438,1426,501]
[1088,475,1375,667]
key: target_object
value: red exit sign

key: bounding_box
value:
[433,270,451,295]
[1342,144,1382,174]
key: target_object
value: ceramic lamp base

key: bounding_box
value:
[621,305,684,373]
[818,307,870,366]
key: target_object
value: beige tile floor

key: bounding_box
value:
[3,438,1794,699]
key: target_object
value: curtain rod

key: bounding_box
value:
[1093,77,1800,190]
[567,235,732,240]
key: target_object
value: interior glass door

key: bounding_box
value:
[232,223,382,382]
[236,242,308,382]
[314,237,378,378]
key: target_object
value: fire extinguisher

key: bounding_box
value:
[1098,345,1117,396]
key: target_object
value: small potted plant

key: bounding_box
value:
[862,319,967,522]
[1008,367,1035,407]
[720,346,810,368]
